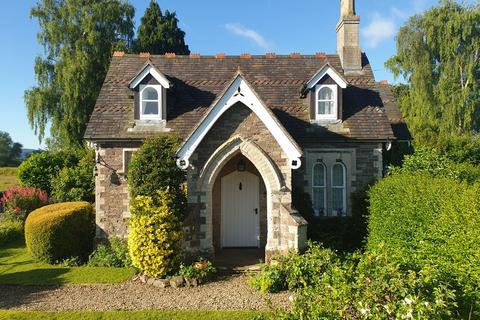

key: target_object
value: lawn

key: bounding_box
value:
[0,310,264,320]
[0,167,18,192]
[0,240,137,285]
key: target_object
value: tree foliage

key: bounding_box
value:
[386,1,480,146]
[0,131,23,167]
[128,135,186,214]
[135,0,190,55]
[25,0,135,148]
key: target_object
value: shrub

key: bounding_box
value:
[25,202,95,263]
[88,237,132,268]
[128,190,183,278]
[128,135,186,213]
[293,186,369,252]
[368,173,480,314]
[280,245,458,320]
[51,149,95,203]
[17,151,78,194]
[248,263,287,294]
[389,146,480,183]
[0,186,48,222]
[178,259,217,282]
[0,219,23,246]
[281,242,336,290]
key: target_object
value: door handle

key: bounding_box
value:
[254,208,258,215]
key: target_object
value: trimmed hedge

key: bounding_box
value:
[368,173,480,312]
[25,202,95,263]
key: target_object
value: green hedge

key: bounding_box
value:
[0,219,23,246]
[128,135,186,213]
[25,202,95,263]
[368,173,480,311]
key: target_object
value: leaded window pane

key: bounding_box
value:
[332,164,344,186]
[332,188,344,213]
[142,101,158,115]
[319,87,333,100]
[313,187,326,216]
[142,87,158,100]
[313,164,325,186]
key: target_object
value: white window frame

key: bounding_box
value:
[139,84,162,120]
[331,162,347,216]
[315,84,337,121]
[312,162,327,217]
[121,148,138,176]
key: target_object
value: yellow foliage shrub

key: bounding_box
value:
[128,191,183,277]
[25,201,95,263]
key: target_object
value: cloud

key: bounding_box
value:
[225,23,271,50]
[361,14,396,48]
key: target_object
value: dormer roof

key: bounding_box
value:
[304,63,348,91]
[129,61,171,89]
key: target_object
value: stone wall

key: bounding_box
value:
[184,102,307,259]
[94,141,141,240]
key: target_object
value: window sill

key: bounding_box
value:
[311,118,342,125]
[127,119,171,133]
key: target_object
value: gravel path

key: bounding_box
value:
[0,274,292,312]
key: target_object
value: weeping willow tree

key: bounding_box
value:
[25,0,135,149]
[387,1,480,154]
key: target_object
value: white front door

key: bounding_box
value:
[221,171,260,248]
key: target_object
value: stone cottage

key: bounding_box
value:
[85,0,410,261]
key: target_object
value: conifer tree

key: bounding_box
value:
[135,0,190,55]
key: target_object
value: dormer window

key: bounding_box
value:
[316,84,337,120]
[140,85,162,120]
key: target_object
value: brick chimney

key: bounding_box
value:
[336,0,362,73]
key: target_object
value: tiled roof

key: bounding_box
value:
[85,53,409,143]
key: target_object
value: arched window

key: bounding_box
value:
[140,85,162,119]
[332,163,346,216]
[315,84,337,120]
[312,163,327,216]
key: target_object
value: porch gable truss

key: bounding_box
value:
[176,73,303,170]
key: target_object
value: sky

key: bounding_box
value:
[0,0,454,149]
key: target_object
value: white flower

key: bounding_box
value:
[288,295,295,302]
[404,297,414,305]
[360,308,370,315]
[406,310,413,318]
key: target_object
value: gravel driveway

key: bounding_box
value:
[0,274,292,312]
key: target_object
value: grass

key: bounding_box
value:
[0,310,265,320]
[0,167,18,192]
[0,240,137,285]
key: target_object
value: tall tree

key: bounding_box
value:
[25,0,135,148]
[386,1,480,146]
[0,131,23,167]
[135,0,190,55]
